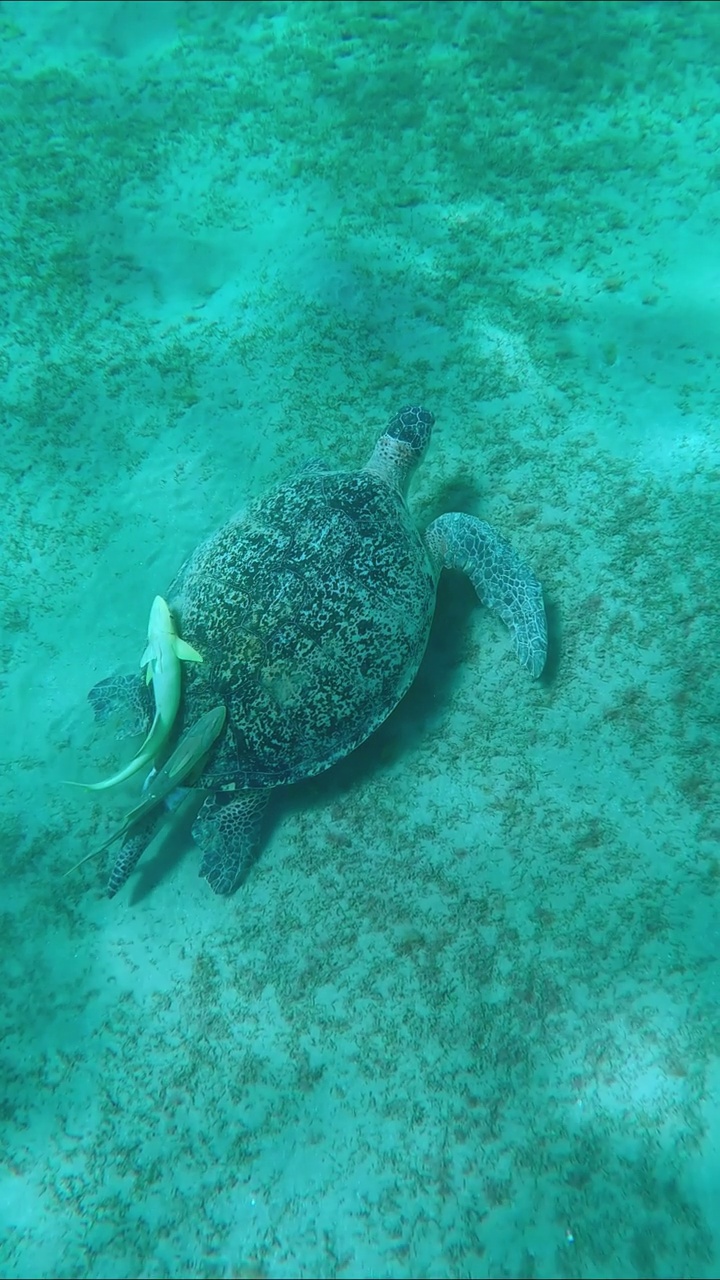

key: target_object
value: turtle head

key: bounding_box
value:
[365,404,435,497]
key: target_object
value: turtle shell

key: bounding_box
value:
[166,466,437,790]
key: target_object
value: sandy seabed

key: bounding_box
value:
[1,3,719,1277]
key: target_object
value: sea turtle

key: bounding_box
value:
[79,405,547,897]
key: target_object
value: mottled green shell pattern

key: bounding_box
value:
[167,463,437,790]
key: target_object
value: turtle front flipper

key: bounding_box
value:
[425,513,547,678]
[107,812,162,898]
[194,789,270,896]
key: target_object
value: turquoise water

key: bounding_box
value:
[2,1,719,1276]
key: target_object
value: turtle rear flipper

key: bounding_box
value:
[65,705,227,887]
[107,812,162,898]
[195,789,270,896]
[88,672,153,740]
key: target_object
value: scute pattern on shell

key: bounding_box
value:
[166,466,437,789]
